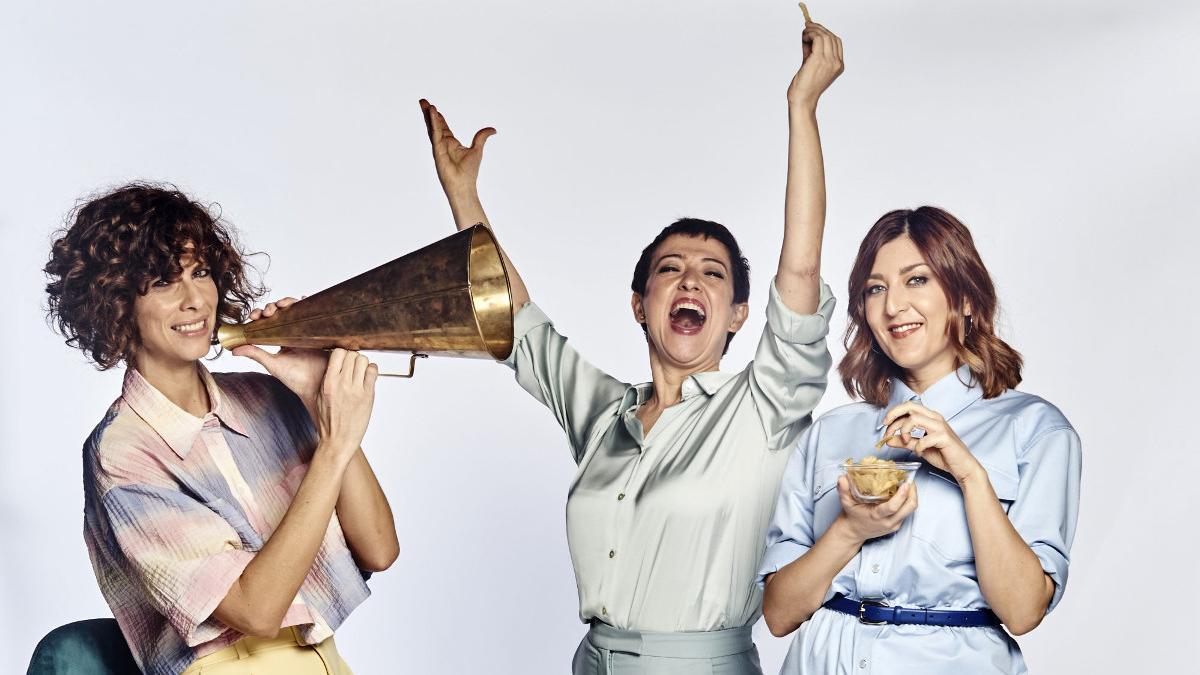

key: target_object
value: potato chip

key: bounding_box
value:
[843,455,908,500]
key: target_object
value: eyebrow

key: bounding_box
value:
[657,253,729,271]
[867,262,929,281]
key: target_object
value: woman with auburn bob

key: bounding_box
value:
[45,184,396,675]
[759,207,1082,673]
[420,19,843,675]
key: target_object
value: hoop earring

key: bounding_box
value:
[964,315,974,336]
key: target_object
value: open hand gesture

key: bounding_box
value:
[419,99,495,198]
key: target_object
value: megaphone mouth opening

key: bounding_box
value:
[467,225,515,361]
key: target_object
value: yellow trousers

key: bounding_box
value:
[181,627,353,675]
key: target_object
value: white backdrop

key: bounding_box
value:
[2,1,1197,673]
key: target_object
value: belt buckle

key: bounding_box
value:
[858,598,890,626]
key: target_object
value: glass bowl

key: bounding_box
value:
[840,460,921,503]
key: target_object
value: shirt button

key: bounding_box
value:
[602,606,608,615]
[859,659,868,669]
[617,493,625,501]
[815,484,822,493]
[609,550,616,558]
[871,563,880,573]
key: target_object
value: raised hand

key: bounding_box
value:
[788,19,844,108]
[882,401,986,485]
[419,98,495,200]
[231,296,327,415]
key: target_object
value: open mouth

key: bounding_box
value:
[888,322,922,339]
[172,319,208,336]
[669,298,707,335]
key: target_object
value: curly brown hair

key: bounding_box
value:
[839,206,1023,405]
[45,183,265,370]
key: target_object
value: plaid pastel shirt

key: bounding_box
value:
[82,365,370,675]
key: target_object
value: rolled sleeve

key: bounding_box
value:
[500,302,554,369]
[1007,427,1082,614]
[757,432,818,587]
[500,302,629,462]
[765,277,836,345]
[103,484,254,646]
[749,277,836,451]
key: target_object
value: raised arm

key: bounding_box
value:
[419,99,530,315]
[211,349,378,637]
[777,20,843,315]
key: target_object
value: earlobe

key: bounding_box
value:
[729,303,750,332]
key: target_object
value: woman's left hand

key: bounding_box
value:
[788,20,844,108]
[881,402,985,485]
[231,297,329,415]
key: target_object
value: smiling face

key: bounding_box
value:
[131,248,218,374]
[864,235,968,386]
[632,234,748,371]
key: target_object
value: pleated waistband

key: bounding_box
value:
[586,621,754,658]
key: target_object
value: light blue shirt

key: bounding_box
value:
[758,366,1082,674]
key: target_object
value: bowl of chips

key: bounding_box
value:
[841,456,921,503]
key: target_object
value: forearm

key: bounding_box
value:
[335,448,399,572]
[442,184,531,314]
[763,517,861,637]
[961,474,1055,634]
[213,449,348,637]
[776,101,826,315]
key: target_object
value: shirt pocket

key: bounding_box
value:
[910,461,1019,562]
[811,463,845,537]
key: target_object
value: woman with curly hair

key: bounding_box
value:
[45,183,396,675]
[758,207,1082,674]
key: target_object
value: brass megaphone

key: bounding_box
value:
[217,224,513,377]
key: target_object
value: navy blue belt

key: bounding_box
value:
[823,595,1000,628]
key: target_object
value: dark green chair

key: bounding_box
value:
[27,619,139,674]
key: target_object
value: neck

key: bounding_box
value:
[644,346,720,410]
[134,355,210,417]
[903,357,959,395]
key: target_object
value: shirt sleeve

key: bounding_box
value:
[1006,426,1082,614]
[748,277,836,451]
[102,483,255,647]
[501,302,629,463]
[758,424,820,586]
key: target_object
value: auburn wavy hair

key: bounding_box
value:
[44,183,264,370]
[839,206,1022,406]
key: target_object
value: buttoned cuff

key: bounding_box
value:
[756,540,811,588]
[500,302,553,368]
[766,277,836,345]
[1030,542,1070,614]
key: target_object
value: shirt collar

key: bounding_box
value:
[122,364,251,459]
[617,370,736,415]
[877,364,983,429]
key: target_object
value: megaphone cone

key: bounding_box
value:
[217,225,513,365]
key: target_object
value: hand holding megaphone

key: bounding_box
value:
[233,296,333,413]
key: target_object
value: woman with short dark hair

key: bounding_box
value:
[419,19,845,675]
[759,206,1082,674]
[45,183,395,675]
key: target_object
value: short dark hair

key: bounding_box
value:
[630,217,751,354]
[44,182,264,370]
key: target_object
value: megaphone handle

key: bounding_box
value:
[379,353,429,379]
